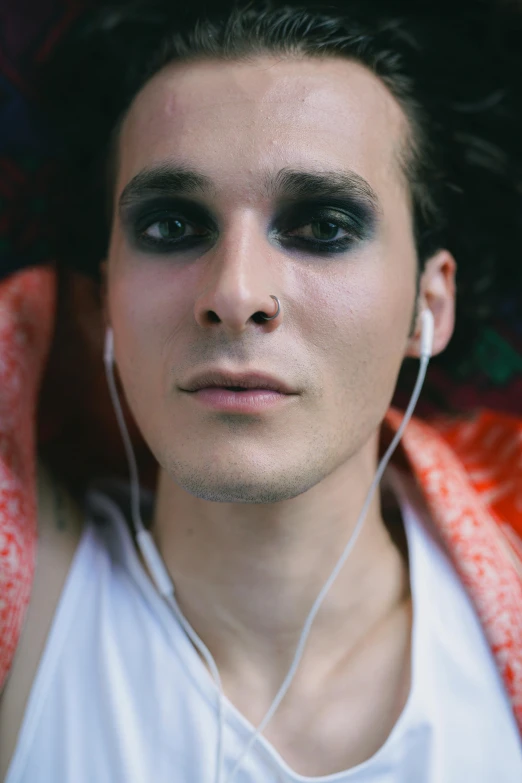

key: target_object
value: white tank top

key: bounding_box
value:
[5,468,522,782]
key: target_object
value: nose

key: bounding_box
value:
[194,224,283,335]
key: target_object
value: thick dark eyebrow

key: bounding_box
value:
[118,162,381,215]
[118,163,217,209]
[264,167,381,214]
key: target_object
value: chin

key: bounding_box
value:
[168,460,322,504]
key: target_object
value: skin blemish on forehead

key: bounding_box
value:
[117,56,409,207]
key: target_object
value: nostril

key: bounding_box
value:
[206,310,221,324]
[252,311,268,324]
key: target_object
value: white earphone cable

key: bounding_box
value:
[104,332,226,782]
[223,350,430,782]
[103,310,433,783]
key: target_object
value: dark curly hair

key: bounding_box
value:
[40,0,522,392]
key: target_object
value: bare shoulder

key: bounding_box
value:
[0,458,84,779]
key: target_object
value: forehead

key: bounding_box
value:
[117,55,409,205]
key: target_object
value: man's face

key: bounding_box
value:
[106,56,423,503]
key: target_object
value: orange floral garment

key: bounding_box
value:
[1,266,521,735]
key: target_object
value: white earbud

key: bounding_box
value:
[420,308,434,359]
[104,327,114,367]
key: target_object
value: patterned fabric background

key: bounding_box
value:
[1,0,522,418]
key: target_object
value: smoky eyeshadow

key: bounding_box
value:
[119,193,378,254]
[120,196,215,233]
[271,196,377,242]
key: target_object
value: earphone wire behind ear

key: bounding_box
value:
[103,309,434,783]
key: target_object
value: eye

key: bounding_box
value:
[141,216,207,242]
[286,220,349,242]
[277,206,367,253]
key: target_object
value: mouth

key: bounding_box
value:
[180,371,298,413]
[181,371,296,394]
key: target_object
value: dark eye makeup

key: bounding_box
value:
[119,196,377,257]
[117,198,209,255]
[273,200,375,253]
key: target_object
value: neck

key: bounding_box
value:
[148,433,410,694]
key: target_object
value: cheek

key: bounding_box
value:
[110,254,195,338]
[107,252,199,402]
[293,246,415,382]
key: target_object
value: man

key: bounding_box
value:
[0,1,521,781]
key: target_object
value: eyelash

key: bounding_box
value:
[133,209,364,255]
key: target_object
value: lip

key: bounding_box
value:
[180,370,296,395]
[179,370,297,413]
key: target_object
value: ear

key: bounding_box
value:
[100,260,110,331]
[405,249,457,359]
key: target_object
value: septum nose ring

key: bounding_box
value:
[260,295,281,322]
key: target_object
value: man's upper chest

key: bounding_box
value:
[233,595,414,779]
